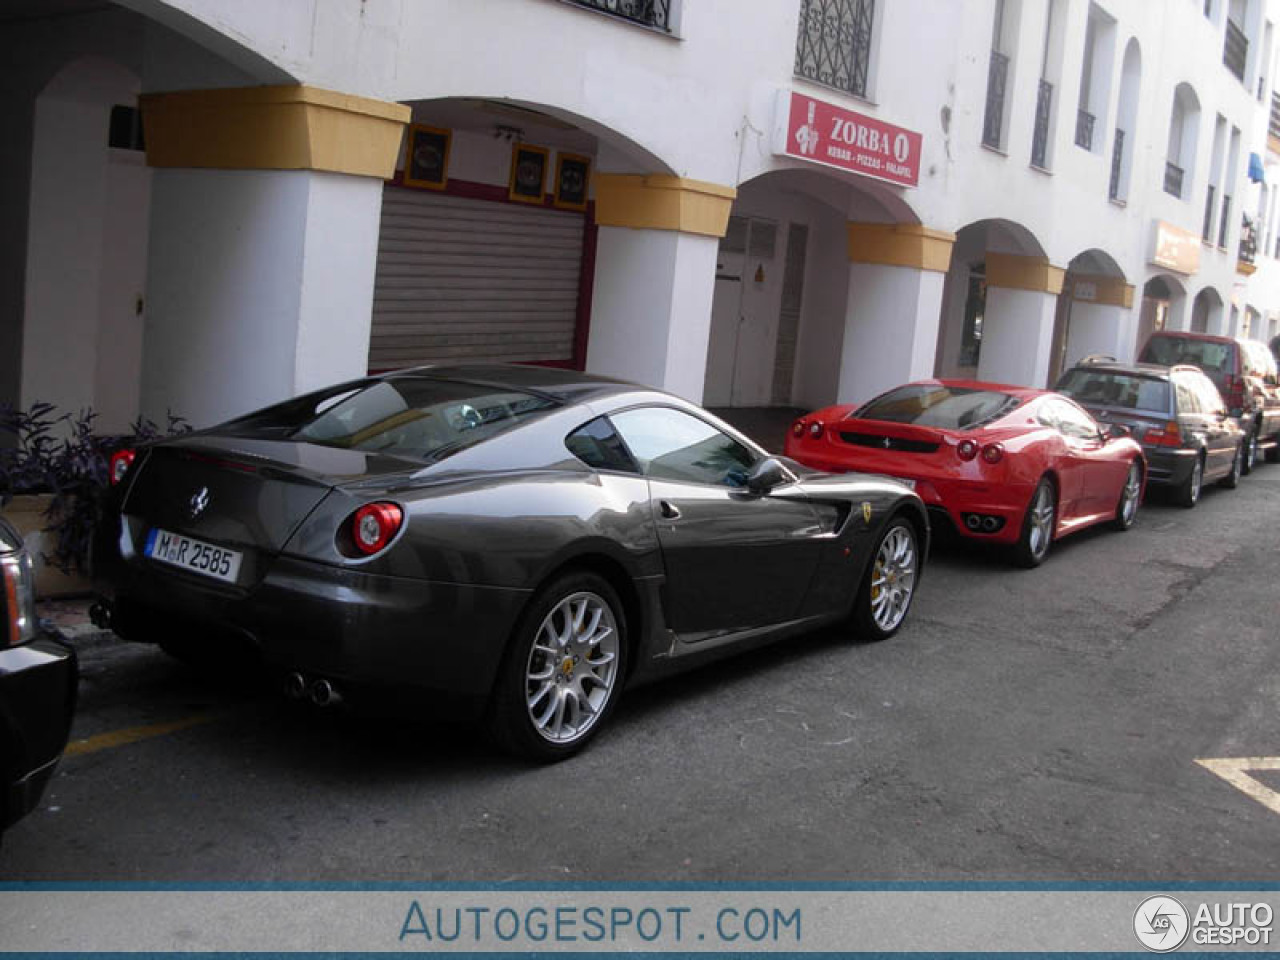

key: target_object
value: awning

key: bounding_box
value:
[1248,151,1266,183]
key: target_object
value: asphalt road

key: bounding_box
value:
[4,463,1280,883]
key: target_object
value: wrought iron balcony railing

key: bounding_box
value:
[794,0,875,99]
[1031,79,1052,167]
[1202,185,1216,242]
[564,0,671,31]
[1218,194,1232,248]
[1224,19,1248,83]
[1240,214,1257,264]
[983,50,1010,149]
[1270,92,1280,140]
[1164,161,1185,198]
[1109,128,1124,200]
[1075,109,1095,150]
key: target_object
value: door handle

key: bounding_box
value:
[659,500,681,520]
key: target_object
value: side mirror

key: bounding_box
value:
[1106,423,1132,440]
[746,456,791,495]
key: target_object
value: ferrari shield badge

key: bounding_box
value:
[861,501,873,525]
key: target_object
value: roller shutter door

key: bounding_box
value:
[370,188,585,370]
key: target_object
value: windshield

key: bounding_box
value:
[1056,370,1170,413]
[219,378,558,461]
[856,384,1021,430]
[1140,336,1232,373]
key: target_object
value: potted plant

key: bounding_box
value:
[0,404,187,597]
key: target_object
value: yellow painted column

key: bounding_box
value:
[978,253,1069,388]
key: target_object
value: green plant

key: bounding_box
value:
[0,404,188,575]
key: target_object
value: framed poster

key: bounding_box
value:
[553,153,591,211]
[403,124,451,190]
[509,144,549,204]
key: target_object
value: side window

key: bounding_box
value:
[1192,374,1225,414]
[565,417,638,473]
[610,407,757,488]
[1035,400,1060,430]
[1174,378,1202,415]
[1053,400,1100,440]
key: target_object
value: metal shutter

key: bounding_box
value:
[370,188,584,370]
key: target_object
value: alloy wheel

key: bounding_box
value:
[869,524,917,633]
[524,591,620,745]
[1119,462,1140,526]
[1027,483,1055,560]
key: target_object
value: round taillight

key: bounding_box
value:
[351,502,403,556]
[792,420,806,437]
[808,421,824,439]
[957,439,979,461]
[109,449,135,485]
[981,442,1005,464]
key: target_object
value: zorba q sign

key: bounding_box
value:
[776,90,922,188]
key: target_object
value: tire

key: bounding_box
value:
[1113,460,1142,530]
[1012,477,1056,568]
[1266,440,1280,464]
[1219,442,1242,490]
[1175,453,1203,509]
[488,572,626,762]
[852,516,919,642]
[1242,427,1259,475]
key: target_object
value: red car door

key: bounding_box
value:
[1051,397,1127,520]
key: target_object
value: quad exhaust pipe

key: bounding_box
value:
[963,514,1003,533]
[282,672,343,707]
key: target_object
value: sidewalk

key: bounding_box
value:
[38,596,114,650]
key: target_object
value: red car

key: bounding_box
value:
[784,380,1146,567]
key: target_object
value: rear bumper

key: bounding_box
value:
[106,554,531,714]
[0,633,77,830]
[1142,446,1197,487]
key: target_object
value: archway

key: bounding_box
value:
[1050,248,1130,381]
[1191,286,1224,334]
[1137,275,1188,349]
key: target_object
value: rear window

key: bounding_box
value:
[856,384,1020,430]
[1140,335,1233,374]
[221,378,558,461]
[1055,369,1170,413]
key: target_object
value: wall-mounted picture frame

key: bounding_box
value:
[509,144,549,204]
[553,153,591,211]
[403,124,451,190]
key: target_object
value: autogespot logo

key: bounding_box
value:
[1134,895,1190,952]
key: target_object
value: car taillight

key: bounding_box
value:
[1,550,36,649]
[1226,374,1246,410]
[957,439,979,461]
[980,442,1005,464]
[808,421,824,439]
[109,448,135,485]
[1142,421,1182,447]
[792,420,806,437]
[351,502,403,556]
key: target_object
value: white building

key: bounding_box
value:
[3,0,1275,431]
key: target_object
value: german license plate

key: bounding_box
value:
[144,528,243,583]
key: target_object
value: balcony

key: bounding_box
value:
[563,0,671,31]
[1109,128,1124,200]
[1075,109,1095,151]
[1029,79,1052,167]
[794,0,875,99]
[983,50,1010,149]
[1270,92,1280,141]
[1224,19,1248,83]
[1239,214,1258,269]
[1164,161,1184,199]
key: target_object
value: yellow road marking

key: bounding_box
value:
[64,713,222,757]
[1195,757,1280,816]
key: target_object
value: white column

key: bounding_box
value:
[836,263,945,405]
[586,227,720,402]
[978,287,1058,388]
[141,169,383,426]
[1063,302,1129,368]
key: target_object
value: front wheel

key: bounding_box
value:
[1242,428,1259,474]
[1175,454,1203,509]
[1113,461,1142,530]
[1218,442,1242,490]
[852,517,919,641]
[488,572,626,762]
[1012,478,1056,568]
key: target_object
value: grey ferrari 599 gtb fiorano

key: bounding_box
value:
[96,365,928,760]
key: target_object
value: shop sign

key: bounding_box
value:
[1150,220,1200,275]
[775,90,922,188]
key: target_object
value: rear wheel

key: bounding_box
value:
[1113,461,1142,530]
[1013,478,1056,568]
[489,572,625,762]
[1266,438,1280,464]
[1242,427,1259,474]
[1175,454,1203,508]
[1219,442,1242,489]
[852,517,919,642]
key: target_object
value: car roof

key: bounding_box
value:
[1061,360,1189,380]
[1143,330,1236,346]
[928,378,1047,400]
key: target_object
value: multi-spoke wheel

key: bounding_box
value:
[489,572,625,761]
[1113,460,1142,529]
[1175,453,1203,509]
[1013,477,1056,568]
[1219,442,1242,490]
[853,517,918,642]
